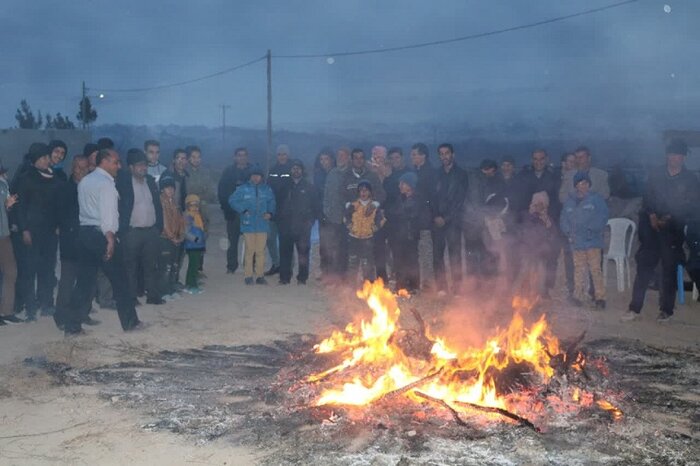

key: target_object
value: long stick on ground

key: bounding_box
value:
[375,368,443,403]
[414,391,468,427]
[453,400,540,433]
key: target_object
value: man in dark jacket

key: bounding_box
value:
[116,149,164,305]
[410,143,437,291]
[161,148,188,210]
[624,139,700,322]
[432,143,468,296]
[218,147,252,274]
[55,155,96,327]
[342,149,386,204]
[515,149,562,296]
[12,143,61,320]
[277,160,320,285]
[265,144,293,276]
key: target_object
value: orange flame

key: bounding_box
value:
[596,400,623,421]
[310,280,565,413]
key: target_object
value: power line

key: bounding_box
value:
[274,0,639,59]
[94,55,267,93]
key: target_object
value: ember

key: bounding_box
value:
[307,279,620,429]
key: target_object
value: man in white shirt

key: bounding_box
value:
[60,149,142,335]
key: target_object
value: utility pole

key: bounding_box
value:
[219,104,231,150]
[266,49,272,174]
[81,81,87,129]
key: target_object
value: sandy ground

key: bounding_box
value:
[0,216,698,465]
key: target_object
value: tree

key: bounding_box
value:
[54,113,76,129]
[77,97,98,128]
[15,100,42,129]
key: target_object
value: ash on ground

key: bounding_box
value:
[27,335,699,465]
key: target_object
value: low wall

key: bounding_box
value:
[0,128,91,174]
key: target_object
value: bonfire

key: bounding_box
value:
[306,280,622,431]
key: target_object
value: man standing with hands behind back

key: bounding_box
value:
[60,149,142,336]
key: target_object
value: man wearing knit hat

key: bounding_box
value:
[276,159,319,285]
[116,149,164,305]
[12,143,61,320]
[624,139,700,323]
[264,144,292,276]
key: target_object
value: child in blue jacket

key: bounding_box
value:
[183,194,206,294]
[229,167,276,285]
[560,172,609,308]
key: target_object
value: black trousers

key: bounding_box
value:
[319,220,333,275]
[54,259,91,326]
[18,228,57,315]
[433,224,463,293]
[226,216,241,273]
[373,226,389,282]
[158,238,179,296]
[629,228,684,315]
[325,222,348,279]
[59,227,139,332]
[122,226,160,299]
[279,226,311,283]
[348,236,375,283]
[10,231,27,313]
[392,236,419,291]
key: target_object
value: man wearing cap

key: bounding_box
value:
[12,143,61,320]
[276,160,319,285]
[116,149,164,305]
[623,139,700,322]
[433,143,469,296]
[264,144,293,276]
[63,149,142,335]
[218,147,252,274]
[560,171,608,309]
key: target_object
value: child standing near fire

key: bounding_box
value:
[560,172,609,309]
[183,194,206,294]
[344,179,386,285]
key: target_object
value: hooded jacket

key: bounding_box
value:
[218,163,252,221]
[229,181,276,234]
[560,191,609,250]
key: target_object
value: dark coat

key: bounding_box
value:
[267,162,293,206]
[433,163,469,227]
[115,170,164,236]
[643,166,700,232]
[516,165,562,222]
[413,162,436,217]
[389,192,431,242]
[276,177,320,235]
[217,163,252,221]
[13,167,61,232]
[382,167,409,218]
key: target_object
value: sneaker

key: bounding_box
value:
[656,312,673,323]
[264,266,280,276]
[595,299,606,310]
[297,279,307,285]
[82,316,101,326]
[183,287,203,295]
[244,277,254,285]
[25,313,37,322]
[64,328,86,337]
[2,315,24,324]
[255,277,268,285]
[146,297,165,305]
[0,319,6,326]
[279,279,290,285]
[620,311,640,322]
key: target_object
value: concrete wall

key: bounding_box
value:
[0,128,91,174]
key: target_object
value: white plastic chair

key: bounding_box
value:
[603,218,636,292]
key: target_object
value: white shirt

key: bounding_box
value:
[78,167,120,235]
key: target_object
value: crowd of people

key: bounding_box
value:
[0,136,696,335]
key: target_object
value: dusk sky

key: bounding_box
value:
[2,0,698,132]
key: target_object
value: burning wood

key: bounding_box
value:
[305,280,624,430]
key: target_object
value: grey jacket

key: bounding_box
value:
[323,166,348,224]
